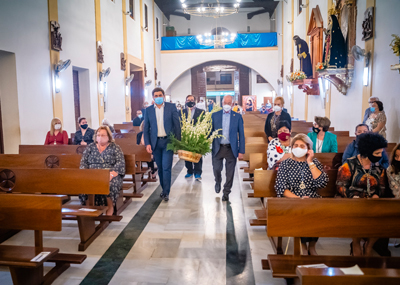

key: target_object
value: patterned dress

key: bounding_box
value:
[336,156,385,198]
[365,111,387,139]
[267,138,292,170]
[275,158,328,198]
[385,165,399,198]
[79,142,125,206]
[270,114,280,138]
[74,128,95,145]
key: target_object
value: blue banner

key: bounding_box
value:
[161,33,277,51]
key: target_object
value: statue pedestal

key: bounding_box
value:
[317,68,354,95]
[291,78,320,96]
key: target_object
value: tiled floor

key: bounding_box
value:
[1,155,400,284]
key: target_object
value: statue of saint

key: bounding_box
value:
[323,15,347,68]
[293,36,313,78]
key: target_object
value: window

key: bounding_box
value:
[156,17,159,39]
[129,0,135,20]
[144,4,148,31]
[220,74,232,85]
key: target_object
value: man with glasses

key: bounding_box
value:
[363,97,380,124]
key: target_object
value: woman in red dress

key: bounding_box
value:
[44,118,68,145]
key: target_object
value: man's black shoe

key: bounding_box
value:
[160,192,165,198]
[222,194,229,201]
[215,183,221,193]
[164,195,169,202]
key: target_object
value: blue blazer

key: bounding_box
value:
[307,131,338,153]
[143,102,181,150]
[211,110,245,158]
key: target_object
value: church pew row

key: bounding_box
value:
[264,198,400,282]
[0,153,137,215]
[0,194,87,285]
[0,168,119,251]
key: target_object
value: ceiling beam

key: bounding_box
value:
[247,8,269,19]
[169,11,190,20]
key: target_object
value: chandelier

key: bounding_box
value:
[197,32,237,48]
[181,0,241,18]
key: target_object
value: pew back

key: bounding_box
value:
[267,198,400,238]
[19,145,86,155]
[0,154,81,169]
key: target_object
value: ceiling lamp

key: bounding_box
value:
[183,0,240,18]
[197,32,237,48]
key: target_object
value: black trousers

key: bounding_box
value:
[185,157,203,175]
[212,145,237,195]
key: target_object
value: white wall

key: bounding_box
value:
[166,69,191,104]
[126,0,141,59]
[58,0,97,132]
[169,11,272,36]
[161,48,280,93]
[249,69,274,108]
[0,0,53,145]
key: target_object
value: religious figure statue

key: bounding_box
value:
[293,36,313,78]
[323,15,347,68]
[120,53,126,71]
[97,45,104,63]
[50,21,62,51]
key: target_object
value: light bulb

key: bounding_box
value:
[182,3,187,8]
[202,7,205,11]
[197,7,201,12]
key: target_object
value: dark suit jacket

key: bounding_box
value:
[132,116,144,126]
[181,107,205,124]
[143,102,181,150]
[211,110,245,158]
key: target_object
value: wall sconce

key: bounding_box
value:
[363,67,369,86]
[125,74,134,96]
[54,59,71,93]
[318,77,326,99]
[99,81,105,94]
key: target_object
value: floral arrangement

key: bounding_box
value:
[288,70,307,82]
[167,108,223,156]
[210,104,222,113]
[315,62,327,72]
[390,34,400,56]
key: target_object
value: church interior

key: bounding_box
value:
[1,0,400,284]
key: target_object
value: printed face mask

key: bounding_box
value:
[278,132,290,141]
[313,126,321,134]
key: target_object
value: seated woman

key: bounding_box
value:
[365,100,387,139]
[267,120,292,170]
[307,116,337,153]
[79,126,125,215]
[102,118,115,133]
[74,117,95,145]
[336,132,387,256]
[264,96,291,142]
[45,117,68,145]
[275,134,328,255]
[387,143,400,198]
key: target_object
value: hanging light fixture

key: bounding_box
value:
[197,32,237,48]
[182,0,240,18]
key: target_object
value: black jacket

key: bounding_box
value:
[264,111,292,139]
[132,116,144,127]
[181,107,205,124]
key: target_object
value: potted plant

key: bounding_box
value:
[287,70,307,83]
[167,108,223,163]
[316,62,327,72]
[390,34,400,63]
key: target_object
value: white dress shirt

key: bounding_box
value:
[155,104,167,137]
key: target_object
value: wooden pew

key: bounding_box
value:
[0,153,136,215]
[0,168,119,251]
[296,267,400,285]
[265,198,400,280]
[0,194,86,285]
[20,144,86,155]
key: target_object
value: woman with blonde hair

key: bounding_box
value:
[79,126,125,215]
[44,117,68,145]
[275,133,328,255]
[264,96,292,142]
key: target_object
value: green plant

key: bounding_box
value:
[167,109,223,156]
[390,34,400,56]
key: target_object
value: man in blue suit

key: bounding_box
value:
[144,88,181,201]
[211,95,245,201]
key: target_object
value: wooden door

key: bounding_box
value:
[130,71,144,120]
[73,70,81,130]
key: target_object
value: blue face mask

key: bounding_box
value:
[154,97,164,105]
[138,114,142,118]
[370,107,375,112]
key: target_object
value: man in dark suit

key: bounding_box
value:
[144,88,181,201]
[181,95,205,181]
[211,95,245,201]
[132,110,144,126]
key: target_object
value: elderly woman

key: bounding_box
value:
[45,117,68,145]
[264,96,292,142]
[275,134,328,255]
[307,116,337,153]
[79,126,125,215]
[336,132,387,256]
[387,144,400,198]
[365,100,387,138]
[267,120,292,170]
[74,117,95,145]
[102,118,115,133]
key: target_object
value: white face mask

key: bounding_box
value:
[223,105,232,112]
[54,124,61,130]
[273,106,282,112]
[292,147,308,158]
